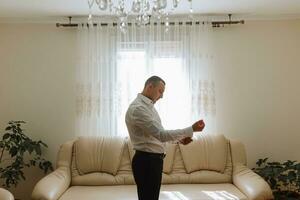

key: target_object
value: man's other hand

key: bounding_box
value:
[179,137,193,145]
[192,119,205,132]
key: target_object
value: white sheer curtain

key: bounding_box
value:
[76,20,216,137]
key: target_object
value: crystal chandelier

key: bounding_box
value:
[87,0,193,31]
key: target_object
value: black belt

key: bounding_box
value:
[135,150,166,159]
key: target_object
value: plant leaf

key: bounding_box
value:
[9,146,18,157]
[3,133,10,140]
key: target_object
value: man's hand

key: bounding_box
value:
[179,137,193,145]
[192,119,205,132]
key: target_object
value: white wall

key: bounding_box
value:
[214,19,300,167]
[0,24,77,200]
[0,20,299,199]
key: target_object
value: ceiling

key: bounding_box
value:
[1,0,300,20]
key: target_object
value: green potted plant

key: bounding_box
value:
[0,121,53,188]
[253,158,300,200]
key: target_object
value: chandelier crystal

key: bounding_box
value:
[87,0,193,32]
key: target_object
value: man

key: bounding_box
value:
[125,76,205,200]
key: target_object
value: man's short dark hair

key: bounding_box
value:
[144,76,165,88]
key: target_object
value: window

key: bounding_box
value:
[117,47,192,137]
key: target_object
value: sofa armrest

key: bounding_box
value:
[32,166,71,200]
[233,164,274,200]
[0,188,14,200]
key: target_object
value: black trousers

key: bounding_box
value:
[132,150,164,200]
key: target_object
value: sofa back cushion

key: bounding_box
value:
[71,141,135,186]
[179,134,228,173]
[69,134,236,185]
[75,136,125,175]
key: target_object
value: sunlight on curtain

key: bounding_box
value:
[76,20,216,137]
[152,57,191,129]
[117,50,148,136]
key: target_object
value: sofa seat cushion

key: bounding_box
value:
[161,184,247,200]
[59,184,247,200]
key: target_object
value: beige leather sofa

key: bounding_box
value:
[0,188,14,200]
[32,134,273,200]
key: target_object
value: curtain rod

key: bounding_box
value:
[56,14,245,28]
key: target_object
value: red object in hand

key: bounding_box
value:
[192,119,205,132]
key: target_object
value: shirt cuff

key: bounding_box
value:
[183,126,193,138]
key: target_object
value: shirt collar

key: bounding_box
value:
[138,93,154,105]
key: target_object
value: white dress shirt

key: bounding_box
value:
[125,93,193,154]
